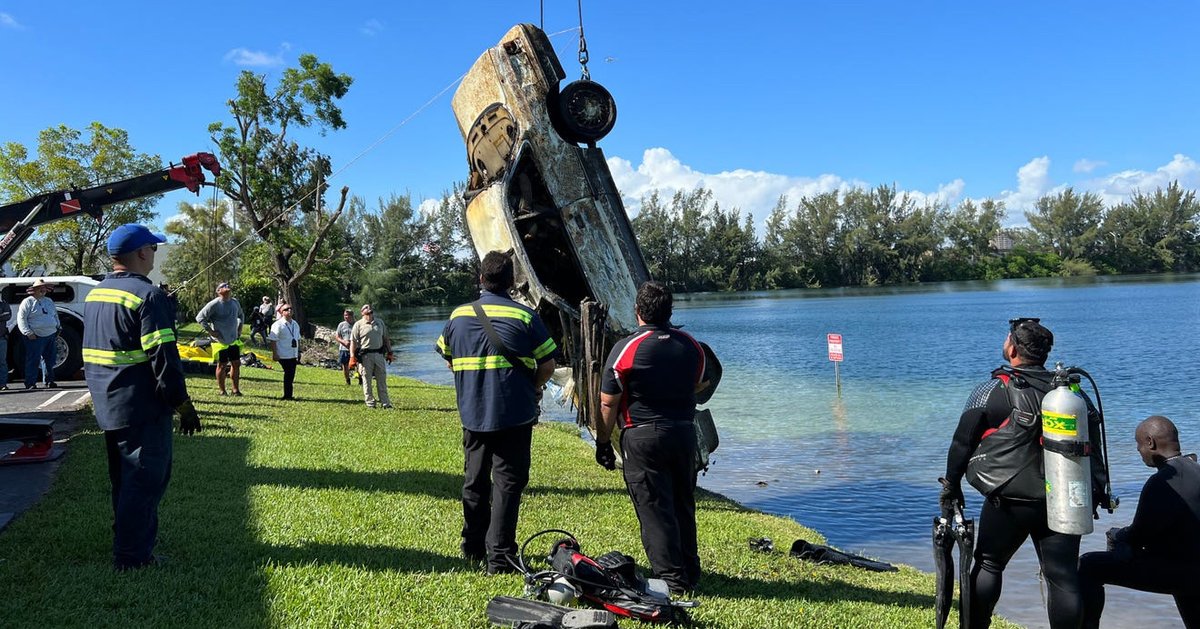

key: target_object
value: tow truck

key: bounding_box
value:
[0,152,220,383]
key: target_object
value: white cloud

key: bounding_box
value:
[0,12,23,29]
[360,19,384,36]
[1073,158,1105,174]
[1083,154,1200,207]
[993,156,1062,217]
[223,44,289,67]
[608,147,963,227]
[418,198,441,218]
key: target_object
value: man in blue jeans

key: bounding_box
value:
[17,278,60,389]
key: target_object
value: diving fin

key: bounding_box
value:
[789,539,898,572]
[951,504,976,629]
[932,516,955,629]
[486,596,617,629]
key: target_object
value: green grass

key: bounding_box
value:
[0,365,1017,628]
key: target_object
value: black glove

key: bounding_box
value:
[178,400,202,436]
[938,477,963,518]
[595,441,616,470]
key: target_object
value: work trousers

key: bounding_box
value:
[971,497,1082,629]
[104,412,173,569]
[278,358,298,399]
[359,352,390,407]
[462,422,533,573]
[620,421,700,592]
[1080,548,1200,628]
[23,333,56,386]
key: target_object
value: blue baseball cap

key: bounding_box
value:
[107,224,167,256]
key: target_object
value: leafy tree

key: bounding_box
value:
[208,54,353,332]
[161,198,247,318]
[1101,182,1199,273]
[1025,188,1104,260]
[0,123,162,274]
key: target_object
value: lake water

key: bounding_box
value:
[387,275,1200,629]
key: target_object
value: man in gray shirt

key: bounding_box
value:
[195,281,244,396]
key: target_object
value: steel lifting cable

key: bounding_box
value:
[577,0,590,80]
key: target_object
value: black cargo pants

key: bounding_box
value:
[620,421,700,593]
[461,422,533,573]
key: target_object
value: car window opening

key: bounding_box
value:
[506,150,593,312]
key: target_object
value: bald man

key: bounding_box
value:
[1079,416,1200,629]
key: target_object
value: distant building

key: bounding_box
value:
[990,230,1016,254]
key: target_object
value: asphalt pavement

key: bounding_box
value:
[0,380,89,531]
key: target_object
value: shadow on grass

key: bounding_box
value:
[250,466,463,499]
[699,570,935,609]
[262,542,467,572]
[248,466,628,500]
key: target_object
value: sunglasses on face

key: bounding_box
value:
[280,307,292,312]
[1009,317,1040,333]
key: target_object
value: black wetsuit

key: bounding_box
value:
[945,365,1107,629]
[1080,455,1200,628]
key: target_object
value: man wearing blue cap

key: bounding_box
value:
[84,223,201,571]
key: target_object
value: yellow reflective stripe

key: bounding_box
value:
[450,304,533,324]
[140,328,176,351]
[436,335,449,356]
[85,288,143,309]
[82,348,149,365]
[451,355,536,371]
[532,337,557,359]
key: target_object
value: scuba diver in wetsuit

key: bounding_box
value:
[941,318,1110,629]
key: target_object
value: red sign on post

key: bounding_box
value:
[827,333,844,362]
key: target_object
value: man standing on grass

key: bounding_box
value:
[195,281,244,396]
[84,223,201,571]
[594,280,707,595]
[350,303,393,409]
[436,251,557,574]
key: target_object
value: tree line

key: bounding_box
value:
[632,182,1200,292]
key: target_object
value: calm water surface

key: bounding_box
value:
[389,275,1200,629]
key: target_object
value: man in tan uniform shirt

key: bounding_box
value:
[349,303,393,409]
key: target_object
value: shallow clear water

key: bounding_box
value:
[389,275,1200,629]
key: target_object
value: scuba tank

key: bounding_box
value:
[1041,363,1094,535]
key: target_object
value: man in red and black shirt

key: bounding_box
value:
[596,281,706,594]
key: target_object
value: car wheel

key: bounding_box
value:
[53,326,83,381]
[551,80,617,144]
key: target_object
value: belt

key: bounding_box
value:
[359,348,386,354]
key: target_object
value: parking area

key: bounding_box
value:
[0,380,88,531]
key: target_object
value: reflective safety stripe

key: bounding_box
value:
[140,328,176,351]
[436,335,450,356]
[532,337,557,359]
[450,304,533,324]
[451,355,536,371]
[82,347,149,365]
[85,288,144,309]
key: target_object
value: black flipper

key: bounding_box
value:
[951,505,976,629]
[932,516,955,629]
[789,539,898,572]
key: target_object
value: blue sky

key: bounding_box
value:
[2,1,1197,230]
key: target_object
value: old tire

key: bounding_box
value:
[550,80,617,144]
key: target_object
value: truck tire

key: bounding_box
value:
[54,326,83,381]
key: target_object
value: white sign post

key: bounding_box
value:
[827,333,844,396]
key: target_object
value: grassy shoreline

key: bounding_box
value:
[0,364,1015,628]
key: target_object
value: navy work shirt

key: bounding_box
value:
[83,272,189,431]
[601,324,705,428]
[436,291,557,432]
